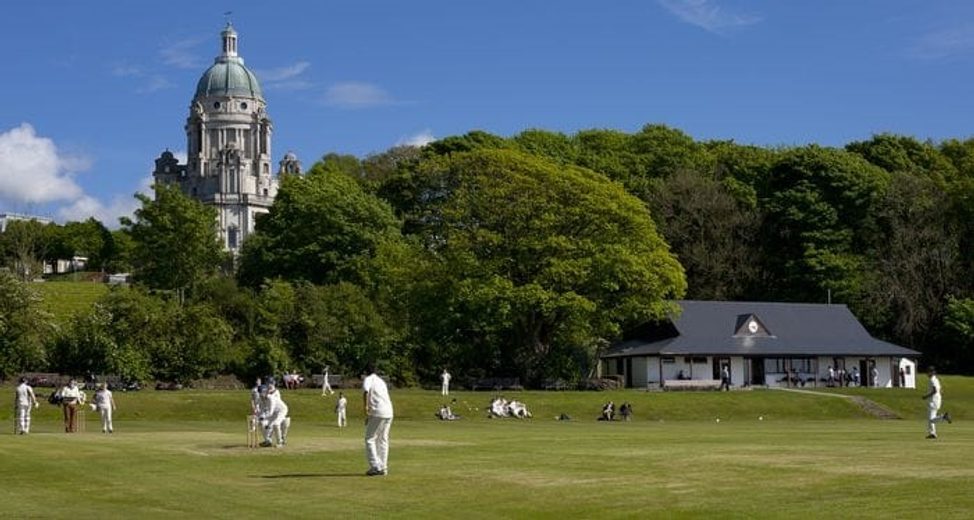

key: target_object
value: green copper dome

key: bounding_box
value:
[194,59,263,100]
[193,24,263,100]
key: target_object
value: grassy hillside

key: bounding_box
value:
[0,386,971,518]
[32,280,108,322]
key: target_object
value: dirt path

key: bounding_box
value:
[773,387,901,419]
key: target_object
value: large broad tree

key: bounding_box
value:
[855,173,959,350]
[757,146,889,303]
[647,168,760,301]
[121,184,224,296]
[237,167,401,287]
[402,149,686,383]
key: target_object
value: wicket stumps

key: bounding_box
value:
[247,414,259,448]
[77,409,86,433]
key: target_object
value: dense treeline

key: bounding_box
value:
[2,125,974,384]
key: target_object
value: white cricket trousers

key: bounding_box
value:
[365,416,392,471]
[263,412,290,445]
[16,404,32,434]
[338,409,347,428]
[441,383,449,396]
[98,405,113,433]
[928,399,944,436]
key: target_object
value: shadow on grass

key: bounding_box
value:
[257,473,364,479]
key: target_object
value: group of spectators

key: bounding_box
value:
[488,396,532,418]
[598,401,632,421]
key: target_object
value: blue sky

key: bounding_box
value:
[1,1,973,225]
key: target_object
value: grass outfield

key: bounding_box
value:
[2,382,972,518]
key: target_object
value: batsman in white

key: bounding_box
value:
[260,383,291,447]
[14,377,40,435]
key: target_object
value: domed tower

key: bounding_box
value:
[153,23,298,253]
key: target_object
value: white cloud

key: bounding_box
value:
[112,64,143,77]
[257,61,310,82]
[0,123,153,228]
[396,130,435,148]
[137,75,175,94]
[657,0,762,33]
[910,25,974,59]
[56,193,142,228]
[160,37,205,69]
[112,62,174,94]
[257,61,313,91]
[0,124,85,205]
[322,82,395,109]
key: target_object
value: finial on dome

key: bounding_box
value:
[220,16,238,58]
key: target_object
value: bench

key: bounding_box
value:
[471,377,523,391]
[542,379,572,391]
[311,374,346,389]
[663,379,722,391]
[20,372,69,388]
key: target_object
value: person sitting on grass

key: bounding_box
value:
[599,401,615,421]
[489,396,509,418]
[437,404,459,421]
[619,402,632,421]
[508,400,532,418]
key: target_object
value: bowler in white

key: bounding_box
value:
[923,366,952,439]
[363,362,394,476]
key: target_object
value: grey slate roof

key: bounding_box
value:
[603,300,920,359]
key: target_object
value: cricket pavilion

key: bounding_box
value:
[601,301,919,390]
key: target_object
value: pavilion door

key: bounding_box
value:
[750,358,765,385]
[713,357,730,380]
[625,358,633,388]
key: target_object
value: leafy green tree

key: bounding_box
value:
[424,130,513,156]
[313,152,364,178]
[121,184,224,296]
[857,173,960,349]
[0,219,51,281]
[757,146,889,302]
[359,146,423,191]
[647,168,759,300]
[50,287,170,381]
[104,229,135,273]
[237,169,401,287]
[282,281,400,379]
[847,134,956,185]
[403,149,686,383]
[0,271,52,377]
[513,129,578,165]
[941,297,974,373]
